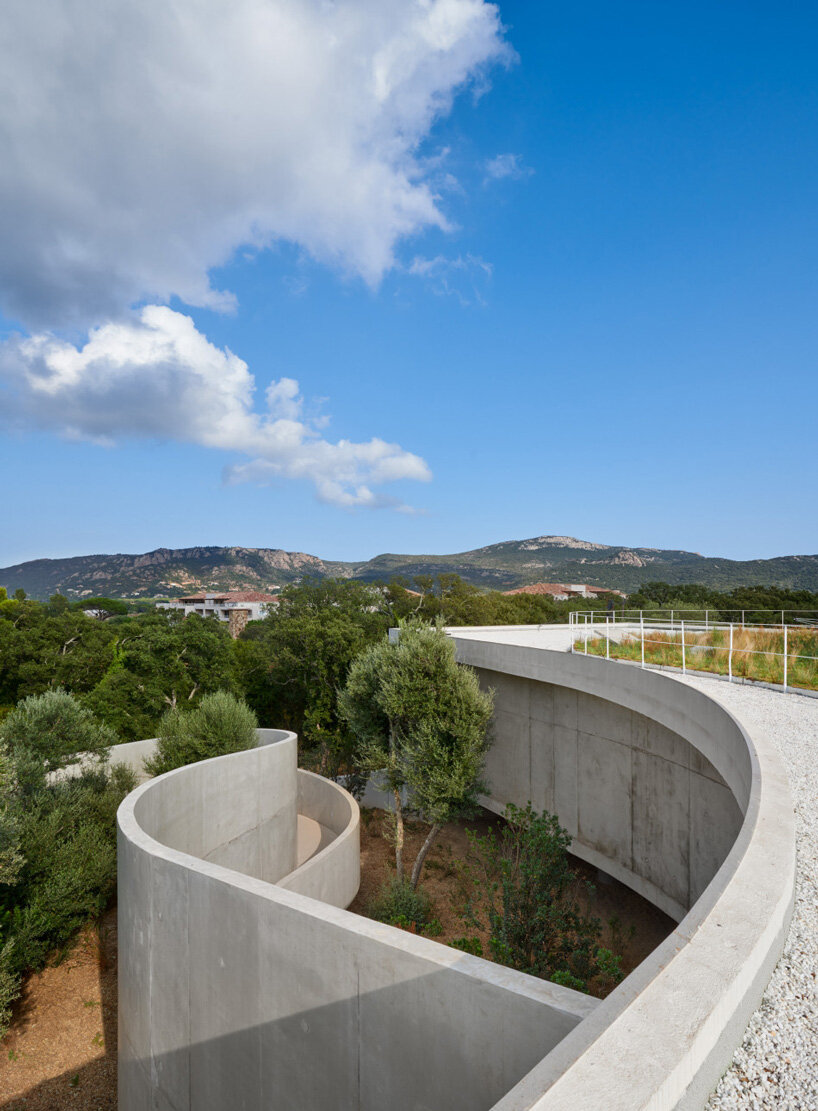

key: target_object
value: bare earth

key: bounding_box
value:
[0,908,117,1111]
[350,807,675,995]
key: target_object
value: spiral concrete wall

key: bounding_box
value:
[117,726,594,1111]
[117,632,796,1111]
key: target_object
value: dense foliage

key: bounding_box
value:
[0,693,134,1034]
[340,622,494,888]
[236,579,390,779]
[465,804,622,994]
[145,692,258,775]
[626,582,818,623]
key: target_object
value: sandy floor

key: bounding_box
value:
[0,908,117,1111]
[349,807,675,994]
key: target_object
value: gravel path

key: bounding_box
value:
[671,675,818,1111]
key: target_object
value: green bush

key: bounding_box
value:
[449,935,483,957]
[145,691,258,775]
[0,763,135,1034]
[465,803,623,994]
[0,689,116,796]
[367,878,433,932]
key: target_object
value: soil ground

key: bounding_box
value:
[0,907,117,1111]
[0,810,675,1106]
[350,807,676,995]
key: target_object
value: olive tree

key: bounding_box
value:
[340,622,493,888]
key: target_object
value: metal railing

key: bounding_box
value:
[569,610,818,694]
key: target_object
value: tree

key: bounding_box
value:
[85,610,237,740]
[0,689,116,795]
[236,578,389,779]
[145,692,258,775]
[465,804,622,994]
[340,622,493,888]
[72,597,129,619]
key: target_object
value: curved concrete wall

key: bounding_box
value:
[118,636,796,1111]
[118,726,593,1111]
[449,633,795,1110]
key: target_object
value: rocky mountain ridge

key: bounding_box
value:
[2,535,817,599]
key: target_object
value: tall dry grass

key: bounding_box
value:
[581,626,818,691]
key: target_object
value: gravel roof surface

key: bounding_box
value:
[673,675,818,1111]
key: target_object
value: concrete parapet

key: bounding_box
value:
[449,631,796,1111]
[118,724,593,1111]
[117,632,796,1111]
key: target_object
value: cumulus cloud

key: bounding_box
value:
[0,307,431,508]
[483,152,533,182]
[0,0,512,328]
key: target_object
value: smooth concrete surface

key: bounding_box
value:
[119,725,593,1111]
[448,628,796,1111]
[109,738,157,783]
[118,629,796,1111]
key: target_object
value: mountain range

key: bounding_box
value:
[2,535,817,599]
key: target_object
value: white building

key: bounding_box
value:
[158,590,279,636]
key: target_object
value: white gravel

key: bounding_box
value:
[671,675,818,1111]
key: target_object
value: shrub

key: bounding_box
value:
[367,878,433,932]
[465,803,623,994]
[0,762,136,1035]
[0,689,116,795]
[145,691,258,775]
[450,935,483,957]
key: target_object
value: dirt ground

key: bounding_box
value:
[0,907,117,1111]
[350,807,675,994]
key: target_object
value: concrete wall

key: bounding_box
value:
[119,726,593,1111]
[118,633,796,1111]
[472,667,742,921]
[449,633,796,1111]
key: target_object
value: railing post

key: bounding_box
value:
[781,609,785,629]
[705,609,709,631]
[606,616,610,660]
[584,615,588,655]
[741,609,745,628]
[670,608,674,631]
[640,613,645,669]
[783,624,788,691]
[728,623,733,683]
[681,620,686,675]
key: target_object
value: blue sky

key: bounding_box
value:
[1,1,816,566]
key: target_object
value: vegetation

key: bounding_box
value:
[145,691,258,775]
[0,692,134,1035]
[463,804,622,994]
[625,581,818,624]
[367,877,434,933]
[0,572,812,1031]
[236,579,390,781]
[583,625,818,691]
[0,688,116,795]
[340,622,493,888]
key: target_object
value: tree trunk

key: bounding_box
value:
[410,822,441,889]
[393,789,405,881]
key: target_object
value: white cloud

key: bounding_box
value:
[0,0,512,329]
[408,253,492,304]
[0,307,431,508]
[483,152,533,182]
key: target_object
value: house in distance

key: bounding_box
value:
[158,590,279,637]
